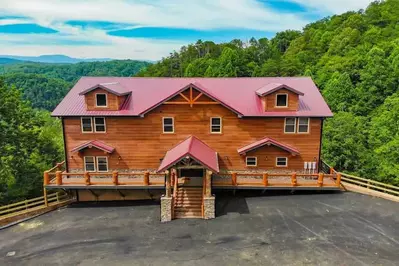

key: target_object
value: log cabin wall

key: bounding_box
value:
[84,88,125,111]
[261,88,299,111]
[64,103,321,173]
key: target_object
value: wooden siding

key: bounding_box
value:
[85,88,125,111]
[261,88,299,111]
[64,103,321,172]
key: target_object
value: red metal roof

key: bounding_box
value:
[70,140,115,153]
[255,83,304,96]
[52,77,333,117]
[237,137,300,155]
[158,136,219,173]
[79,82,131,96]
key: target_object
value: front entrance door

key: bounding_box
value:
[178,168,204,187]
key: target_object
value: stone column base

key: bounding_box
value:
[203,196,215,219]
[160,196,172,222]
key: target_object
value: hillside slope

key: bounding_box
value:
[137,0,399,184]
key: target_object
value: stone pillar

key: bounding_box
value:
[160,196,172,222]
[165,170,171,197]
[203,196,215,219]
[205,170,212,197]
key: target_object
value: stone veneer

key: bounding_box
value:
[203,196,215,219]
[160,196,172,222]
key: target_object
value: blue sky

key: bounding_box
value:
[0,0,373,60]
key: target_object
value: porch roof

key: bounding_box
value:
[158,136,219,173]
[237,137,300,155]
[70,140,115,154]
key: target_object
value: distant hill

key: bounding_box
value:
[0,57,27,65]
[0,54,113,64]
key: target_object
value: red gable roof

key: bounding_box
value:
[158,136,219,173]
[237,137,300,155]
[256,83,304,96]
[71,140,115,153]
[79,82,130,96]
[52,77,333,117]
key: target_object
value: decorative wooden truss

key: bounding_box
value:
[164,86,220,107]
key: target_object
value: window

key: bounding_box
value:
[163,117,174,133]
[84,156,96,172]
[298,117,309,133]
[97,157,108,172]
[96,93,107,107]
[284,118,296,133]
[94,117,106,132]
[276,94,288,107]
[210,117,222,133]
[246,156,257,167]
[81,117,93,133]
[276,157,288,167]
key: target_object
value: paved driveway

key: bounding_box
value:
[1,191,398,266]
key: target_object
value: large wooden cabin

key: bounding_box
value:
[46,77,338,221]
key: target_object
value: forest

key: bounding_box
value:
[138,0,399,186]
[0,0,398,204]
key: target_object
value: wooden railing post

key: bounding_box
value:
[56,171,62,185]
[56,163,63,171]
[329,167,334,174]
[336,173,342,187]
[232,172,237,186]
[144,172,150,186]
[43,187,48,207]
[84,172,91,185]
[318,173,324,187]
[291,172,297,186]
[263,173,268,187]
[165,170,171,197]
[44,171,50,186]
[112,171,118,185]
[206,170,212,197]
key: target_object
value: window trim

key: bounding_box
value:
[245,156,257,167]
[210,117,222,134]
[94,117,107,133]
[95,93,108,107]
[284,117,297,134]
[297,117,310,134]
[96,156,109,172]
[84,156,96,172]
[275,93,288,108]
[276,157,288,167]
[81,117,93,133]
[162,117,174,134]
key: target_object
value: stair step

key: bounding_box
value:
[174,205,201,208]
[174,211,202,216]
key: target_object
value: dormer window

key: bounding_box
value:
[96,93,107,107]
[276,94,288,107]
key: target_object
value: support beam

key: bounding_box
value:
[56,171,62,185]
[144,172,150,186]
[43,171,50,186]
[318,173,324,187]
[116,189,125,199]
[88,189,99,200]
[206,170,212,197]
[263,173,268,186]
[43,187,48,207]
[165,170,171,197]
[231,172,237,186]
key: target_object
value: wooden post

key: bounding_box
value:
[336,173,342,187]
[232,172,237,186]
[112,171,118,186]
[56,192,60,202]
[43,171,50,186]
[56,171,62,185]
[84,172,91,185]
[291,172,297,186]
[165,170,171,197]
[56,163,63,171]
[206,170,212,197]
[144,172,150,186]
[329,167,334,174]
[263,173,268,187]
[318,173,324,187]
[43,187,48,207]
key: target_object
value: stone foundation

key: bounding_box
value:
[160,196,172,222]
[203,196,215,219]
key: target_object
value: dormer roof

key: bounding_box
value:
[78,82,131,96]
[256,83,304,96]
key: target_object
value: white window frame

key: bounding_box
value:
[276,157,288,167]
[162,117,174,134]
[81,117,93,133]
[275,93,288,107]
[284,118,297,134]
[246,156,257,167]
[95,93,108,107]
[94,117,106,133]
[297,117,310,134]
[96,156,109,172]
[210,117,222,134]
[84,156,96,172]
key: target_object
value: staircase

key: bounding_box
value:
[173,187,203,219]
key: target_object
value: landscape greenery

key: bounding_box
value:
[0,0,398,204]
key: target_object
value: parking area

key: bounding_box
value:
[1,191,398,265]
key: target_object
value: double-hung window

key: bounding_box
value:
[284,118,296,133]
[163,117,174,133]
[297,118,309,133]
[246,156,257,167]
[81,117,93,133]
[84,156,96,172]
[210,117,222,133]
[94,117,106,132]
[276,157,288,167]
[97,157,108,172]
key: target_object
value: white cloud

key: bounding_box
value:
[289,0,373,14]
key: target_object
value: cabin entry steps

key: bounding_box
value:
[173,187,203,219]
